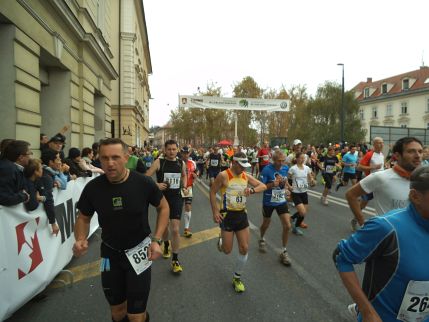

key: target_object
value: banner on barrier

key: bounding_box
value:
[0,177,99,321]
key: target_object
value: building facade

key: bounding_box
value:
[353,66,429,142]
[0,0,152,153]
[110,0,152,148]
[0,0,119,154]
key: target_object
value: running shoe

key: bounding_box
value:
[350,219,359,232]
[232,277,245,293]
[321,196,328,206]
[299,222,308,229]
[347,303,358,318]
[171,260,183,273]
[292,226,304,236]
[258,239,267,253]
[183,228,193,238]
[217,234,223,252]
[163,245,171,259]
[279,251,291,266]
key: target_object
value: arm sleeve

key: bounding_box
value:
[359,171,380,194]
[76,183,95,217]
[333,217,393,272]
[0,172,27,206]
[40,175,56,224]
[24,179,39,211]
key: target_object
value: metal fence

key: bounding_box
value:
[370,126,429,146]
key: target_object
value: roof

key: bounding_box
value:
[352,66,429,101]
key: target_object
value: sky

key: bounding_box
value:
[145,0,429,127]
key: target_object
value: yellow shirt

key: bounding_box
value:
[220,169,248,211]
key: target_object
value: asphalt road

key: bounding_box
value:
[7,174,374,322]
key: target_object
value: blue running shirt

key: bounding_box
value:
[260,163,289,207]
[334,204,429,322]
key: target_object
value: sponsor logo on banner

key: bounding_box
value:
[15,218,43,279]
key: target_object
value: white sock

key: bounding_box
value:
[184,211,191,229]
[282,247,287,253]
[234,253,248,278]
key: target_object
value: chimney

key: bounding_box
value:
[367,77,372,83]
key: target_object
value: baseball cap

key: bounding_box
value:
[293,139,302,146]
[181,146,190,153]
[233,156,251,168]
[49,134,66,143]
[273,145,280,149]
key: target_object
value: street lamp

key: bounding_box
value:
[337,63,345,144]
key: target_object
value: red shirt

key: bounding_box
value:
[257,148,271,166]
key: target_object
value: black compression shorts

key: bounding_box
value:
[262,204,289,218]
[291,192,308,206]
[220,210,249,232]
[165,195,183,220]
[100,244,151,314]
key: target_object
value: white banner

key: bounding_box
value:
[179,95,290,112]
[0,177,99,321]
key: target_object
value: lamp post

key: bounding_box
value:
[337,63,345,144]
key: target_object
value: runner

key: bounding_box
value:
[334,166,429,322]
[258,151,292,266]
[257,141,271,174]
[250,146,259,177]
[210,152,266,293]
[335,145,358,191]
[356,137,385,211]
[146,139,188,273]
[288,152,315,235]
[73,138,169,322]
[206,146,223,186]
[346,137,423,231]
[318,146,340,205]
[180,146,198,238]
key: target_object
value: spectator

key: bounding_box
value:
[65,147,91,178]
[0,140,31,206]
[41,149,70,190]
[42,134,66,161]
[92,142,102,168]
[40,133,49,150]
[81,147,103,174]
[23,158,59,236]
[0,138,14,158]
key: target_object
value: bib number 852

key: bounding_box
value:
[132,245,149,264]
[407,296,429,313]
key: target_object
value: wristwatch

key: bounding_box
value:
[150,236,162,245]
[250,187,255,194]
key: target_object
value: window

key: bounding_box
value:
[426,98,429,112]
[364,88,370,98]
[386,104,392,116]
[403,79,409,90]
[400,124,407,128]
[401,102,408,115]
[372,106,378,119]
[382,83,387,94]
[359,108,364,120]
[427,123,429,130]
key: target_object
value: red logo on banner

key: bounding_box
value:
[16,217,43,279]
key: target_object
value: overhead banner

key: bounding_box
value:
[179,95,290,112]
[0,177,99,321]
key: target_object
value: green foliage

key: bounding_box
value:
[168,78,365,146]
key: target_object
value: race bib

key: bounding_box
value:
[325,165,335,174]
[210,159,219,167]
[295,178,308,190]
[164,173,181,189]
[397,281,429,322]
[125,237,152,275]
[263,155,269,161]
[270,189,286,203]
[226,191,247,210]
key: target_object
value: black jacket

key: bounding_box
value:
[0,159,27,206]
